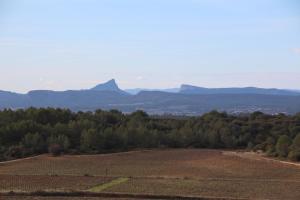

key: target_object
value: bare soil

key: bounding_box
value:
[0,149,299,199]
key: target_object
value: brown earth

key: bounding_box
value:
[1,197,158,200]
[0,149,299,199]
[0,175,113,192]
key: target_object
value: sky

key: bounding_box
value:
[0,0,300,93]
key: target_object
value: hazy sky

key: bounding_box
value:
[0,0,300,93]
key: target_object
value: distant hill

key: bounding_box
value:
[125,88,180,95]
[91,79,128,95]
[0,80,300,115]
[179,85,300,96]
[125,84,300,96]
[0,90,30,108]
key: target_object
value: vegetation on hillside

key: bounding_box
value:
[0,108,299,161]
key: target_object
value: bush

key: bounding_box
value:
[266,145,276,156]
[276,135,292,158]
[5,145,25,159]
[48,144,63,156]
[288,151,300,161]
[48,135,70,152]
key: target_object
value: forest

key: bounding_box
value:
[0,108,300,161]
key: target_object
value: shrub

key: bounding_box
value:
[5,145,25,159]
[48,144,63,156]
[288,150,300,161]
[276,135,292,158]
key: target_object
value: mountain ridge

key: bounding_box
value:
[179,84,300,96]
[90,79,128,94]
[1,79,300,115]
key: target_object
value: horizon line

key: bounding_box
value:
[1,78,299,94]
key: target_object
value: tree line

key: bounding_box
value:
[0,108,300,161]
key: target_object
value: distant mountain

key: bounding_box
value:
[289,89,300,93]
[1,80,300,115]
[126,84,300,96]
[91,79,128,94]
[179,85,300,96]
[125,88,180,95]
[0,90,30,108]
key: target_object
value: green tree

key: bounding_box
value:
[103,128,125,150]
[276,135,292,157]
[48,135,70,153]
[80,129,103,152]
[288,134,300,161]
[265,136,276,156]
[22,132,46,153]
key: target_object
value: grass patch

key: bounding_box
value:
[88,177,129,192]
